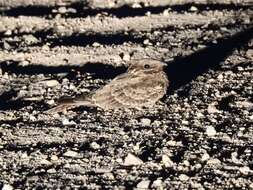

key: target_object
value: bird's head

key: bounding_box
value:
[128,59,167,74]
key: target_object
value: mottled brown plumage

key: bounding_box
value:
[47,59,168,113]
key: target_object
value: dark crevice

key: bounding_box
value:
[48,33,145,47]
[165,26,253,93]
[0,3,251,18]
[0,61,126,79]
[1,6,53,17]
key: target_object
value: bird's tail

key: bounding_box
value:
[46,98,94,114]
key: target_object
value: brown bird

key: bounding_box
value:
[47,59,168,113]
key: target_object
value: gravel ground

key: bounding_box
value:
[0,0,253,189]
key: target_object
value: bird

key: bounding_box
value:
[47,59,169,113]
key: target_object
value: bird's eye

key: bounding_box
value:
[144,64,150,69]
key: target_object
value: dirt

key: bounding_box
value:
[0,0,253,189]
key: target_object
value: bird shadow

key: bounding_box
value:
[165,26,253,94]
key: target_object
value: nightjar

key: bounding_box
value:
[47,59,168,113]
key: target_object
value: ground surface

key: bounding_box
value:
[0,0,253,189]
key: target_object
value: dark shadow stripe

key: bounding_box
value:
[165,26,253,93]
[0,3,251,18]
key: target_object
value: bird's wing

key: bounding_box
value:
[92,73,166,109]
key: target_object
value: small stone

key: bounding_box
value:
[40,80,59,87]
[140,118,151,126]
[92,42,100,47]
[123,153,143,166]
[29,115,36,122]
[162,155,173,167]
[58,7,67,14]
[40,159,52,166]
[90,142,100,150]
[4,30,12,36]
[239,166,250,175]
[201,153,210,161]
[151,179,163,188]
[189,6,198,12]
[22,34,38,45]
[62,118,76,126]
[63,150,79,158]
[182,120,189,125]
[3,41,11,50]
[207,158,221,165]
[51,155,59,161]
[2,184,13,190]
[217,74,223,80]
[163,9,169,16]
[143,39,152,45]
[179,174,189,181]
[137,180,150,189]
[145,11,151,16]
[206,126,216,136]
[236,101,253,110]
[207,104,220,114]
[246,49,253,60]
[47,99,55,106]
[47,168,56,174]
[132,3,141,8]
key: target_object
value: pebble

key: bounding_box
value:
[179,174,189,181]
[90,142,100,149]
[151,179,163,188]
[207,104,220,114]
[40,159,52,166]
[162,155,174,167]
[207,158,221,165]
[189,6,198,12]
[22,34,38,45]
[246,49,253,60]
[136,180,150,189]
[206,126,216,136]
[239,166,250,175]
[47,168,57,174]
[58,7,67,14]
[51,155,59,161]
[235,101,253,110]
[123,153,143,166]
[143,39,152,45]
[201,153,210,161]
[63,150,79,158]
[40,80,60,87]
[4,30,12,36]
[92,42,100,47]
[2,184,13,190]
[163,9,169,16]
[140,118,151,126]
[62,118,76,126]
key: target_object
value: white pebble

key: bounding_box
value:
[137,180,150,189]
[123,153,143,166]
[63,150,79,158]
[2,184,13,190]
[140,118,151,126]
[179,174,189,181]
[206,126,216,136]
